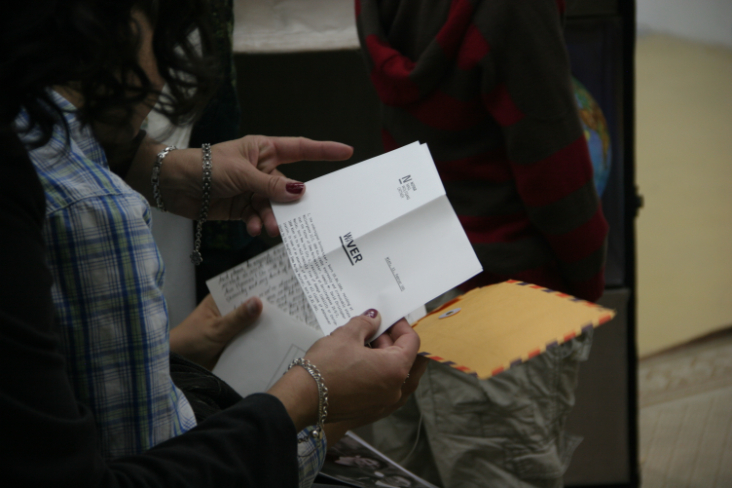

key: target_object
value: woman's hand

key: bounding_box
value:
[169,294,262,370]
[267,310,423,433]
[153,135,353,235]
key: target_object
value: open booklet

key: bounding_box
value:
[270,142,483,339]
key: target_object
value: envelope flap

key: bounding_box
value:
[412,280,615,379]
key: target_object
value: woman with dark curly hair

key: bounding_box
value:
[0,1,426,486]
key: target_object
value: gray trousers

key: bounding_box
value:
[369,300,593,488]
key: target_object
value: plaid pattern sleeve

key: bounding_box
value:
[22,93,197,459]
[297,426,327,488]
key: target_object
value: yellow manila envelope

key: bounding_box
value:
[412,280,615,379]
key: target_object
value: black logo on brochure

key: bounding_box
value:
[340,232,363,266]
[397,174,417,200]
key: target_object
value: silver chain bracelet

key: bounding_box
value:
[287,358,329,440]
[152,145,177,212]
[190,143,212,265]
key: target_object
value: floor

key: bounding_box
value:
[638,328,732,487]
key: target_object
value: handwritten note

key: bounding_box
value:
[206,243,320,330]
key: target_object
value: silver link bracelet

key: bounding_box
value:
[287,358,329,441]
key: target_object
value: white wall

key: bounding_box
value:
[150,210,197,328]
[233,0,358,53]
[635,34,732,356]
[637,0,732,48]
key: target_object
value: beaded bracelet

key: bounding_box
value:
[190,143,212,265]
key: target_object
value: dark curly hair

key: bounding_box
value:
[1,0,218,147]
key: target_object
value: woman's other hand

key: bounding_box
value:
[169,294,262,371]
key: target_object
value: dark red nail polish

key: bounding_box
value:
[286,182,305,194]
[362,309,378,319]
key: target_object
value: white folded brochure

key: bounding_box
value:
[272,142,482,339]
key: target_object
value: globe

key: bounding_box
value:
[572,78,612,196]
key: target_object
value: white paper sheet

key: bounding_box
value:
[212,299,324,397]
[272,142,483,338]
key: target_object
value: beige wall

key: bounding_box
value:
[636,33,732,357]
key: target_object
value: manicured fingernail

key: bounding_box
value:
[286,182,305,194]
[362,309,378,319]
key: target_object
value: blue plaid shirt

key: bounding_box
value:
[23,93,197,458]
[21,92,325,486]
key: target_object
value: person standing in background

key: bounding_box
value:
[356,0,609,486]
